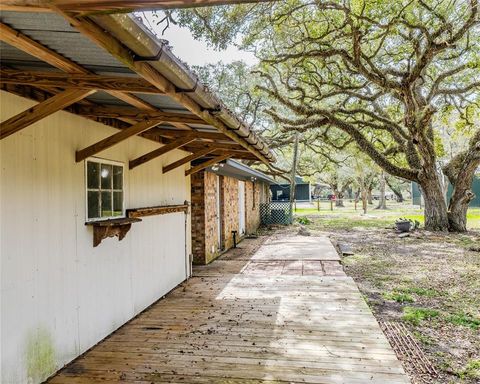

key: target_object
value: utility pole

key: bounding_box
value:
[289,131,300,223]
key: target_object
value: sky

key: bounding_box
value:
[140,12,257,67]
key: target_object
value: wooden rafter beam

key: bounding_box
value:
[0,15,270,162]
[185,141,249,151]
[129,134,196,169]
[1,82,132,130]
[75,105,205,125]
[162,146,214,174]
[1,82,251,156]
[76,118,163,162]
[150,128,228,141]
[0,22,156,113]
[0,0,274,13]
[60,14,270,164]
[0,68,163,94]
[1,88,95,140]
[185,154,231,176]
[0,22,85,73]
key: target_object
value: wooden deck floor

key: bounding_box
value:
[48,235,409,384]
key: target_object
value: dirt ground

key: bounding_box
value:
[285,210,480,384]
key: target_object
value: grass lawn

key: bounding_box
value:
[294,201,480,230]
[295,202,480,383]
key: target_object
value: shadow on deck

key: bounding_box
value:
[47,234,409,384]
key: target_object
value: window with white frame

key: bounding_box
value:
[86,159,124,221]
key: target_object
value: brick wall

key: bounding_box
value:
[191,171,265,265]
[190,171,206,264]
[221,176,239,251]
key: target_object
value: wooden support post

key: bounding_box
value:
[1,89,95,140]
[76,118,163,162]
[317,199,320,211]
[129,135,196,169]
[185,154,231,176]
[289,131,300,222]
[330,200,333,211]
[162,147,215,174]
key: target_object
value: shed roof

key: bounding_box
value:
[0,8,274,169]
[206,159,276,185]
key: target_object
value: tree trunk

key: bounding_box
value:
[447,190,474,232]
[385,177,404,202]
[334,190,345,207]
[376,171,387,209]
[361,189,367,214]
[367,188,373,204]
[394,191,404,202]
[444,134,480,232]
[446,162,479,232]
[419,173,449,231]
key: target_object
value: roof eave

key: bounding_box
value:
[87,12,275,164]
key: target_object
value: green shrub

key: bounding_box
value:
[446,313,480,330]
[383,291,414,303]
[412,330,434,345]
[457,359,480,379]
[400,286,439,297]
[296,216,312,225]
[402,307,439,325]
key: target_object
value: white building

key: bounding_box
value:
[0,8,273,383]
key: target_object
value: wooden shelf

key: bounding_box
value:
[85,217,141,247]
[127,203,189,218]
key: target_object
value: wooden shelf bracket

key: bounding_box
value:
[85,217,141,247]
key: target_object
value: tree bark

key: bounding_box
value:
[393,190,404,202]
[361,189,367,214]
[367,188,373,205]
[376,171,387,209]
[419,173,449,231]
[385,177,404,202]
[444,135,480,232]
[334,189,345,207]
[448,189,474,232]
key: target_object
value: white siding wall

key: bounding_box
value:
[0,91,192,383]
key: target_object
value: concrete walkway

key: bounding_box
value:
[48,234,409,383]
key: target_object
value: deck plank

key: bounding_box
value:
[47,235,409,384]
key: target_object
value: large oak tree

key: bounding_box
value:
[172,0,480,231]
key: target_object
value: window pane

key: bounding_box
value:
[113,165,123,190]
[87,162,100,189]
[101,191,112,217]
[113,191,123,216]
[100,164,112,190]
[87,191,100,219]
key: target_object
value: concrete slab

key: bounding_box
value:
[251,235,340,261]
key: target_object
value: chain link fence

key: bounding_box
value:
[260,202,293,225]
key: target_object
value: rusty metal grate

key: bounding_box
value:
[380,321,438,383]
